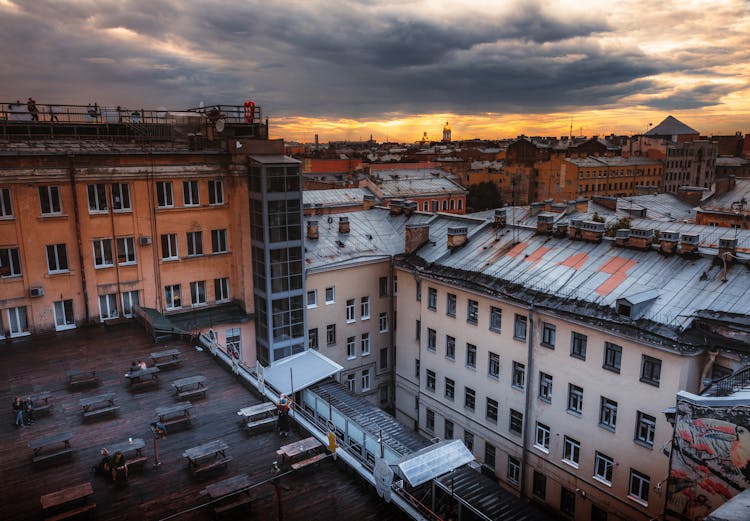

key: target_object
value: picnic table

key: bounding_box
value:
[102,437,148,472]
[202,473,252,515]
[171,374,208,400]
[80,392,119,419]
[155,401,193,430]
[150,348,182,370]
[40,482,95,521]
[278,436,325,469]
[29,431,74,465]
[66,369,98,388]
[29,391,53,415]
[183,439,231,477]
[125,366,160,390]
[237,402,277,433]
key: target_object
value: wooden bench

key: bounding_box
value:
[213,494,251,515]
[162,415,191,429]
[177,386,209,400]
[30,432,74,466]
[291,453,327,471]
[67,370,98,389]
[44,503,96,521]
[83,405,120,419]
[126,455,148,470]
[192,456,232,477]
[80,393,119,420]
[30,391,52,415]
[33,447,74,465]
[246,416,277,431]
[150,349,182,370]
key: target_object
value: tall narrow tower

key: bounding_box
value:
[442,121,452,142]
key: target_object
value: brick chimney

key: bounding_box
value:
[676,186,706,207]
[659,230,680,254]
[403,200,418,216]
[529,202,544,216]
[553,221,568,237]
[718,236,737,263]
[628,227,654,250]
[537,213,554,234]
[580,220,605,242]
[447,226,468,250]
[338,216,350,234]
[679,233,700,254]
[307,220,319,240]
[389,199,404,215]
[494,208,507,227]
[405,224,430,254]
[615,228,630,247]
[363,194,376,210]
[568,219,583,240]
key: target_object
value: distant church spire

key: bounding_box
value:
[442,121,451,142]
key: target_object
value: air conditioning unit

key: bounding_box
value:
[29,287,45,298]
[139,236,152,246]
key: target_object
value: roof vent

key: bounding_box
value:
[567,219,583,240]
[529,202,545,216]
[615,228,630,247]
[363,194,376,210]
[390,199,404,215]
[616,289,659,320]
[719,236,737,262]
[338,216,350,234]
[580,220,605,242]
[307,220,319,240]
[403,200,418,216]
[494,208,507,228]
[537,213,554,234]
[447,226,468,250]
[659,230,680,254]
[629,227,654,250]
[679,233,700,255]
[553,221,568,237]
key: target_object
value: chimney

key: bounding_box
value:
[553,221,568,237]
[494,208,507,228]
[363,194,376,210]
[529,202,544,216]
[718,236,737,262]
[537,213,554,234]
[575,198,589,212]
[447,226,468,250]
[580,220,605,242]
[405,224,430,254]
[679,233,700,254]
[549,203,566,214]
[543,198,554,211]
[307,220,319,240]
[592,196,617,211]
[659,230,680,254]
[389,199,404,215]
[338,216,350,234]
[403,200,418,216]
[628,227,654,250]
[676,186,705,207]
[615,228,630,247]
[568,219,583,240]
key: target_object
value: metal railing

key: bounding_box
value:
[708,365,750,396]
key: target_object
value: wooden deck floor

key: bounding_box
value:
[0,323,408,521]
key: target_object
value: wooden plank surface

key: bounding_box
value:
[182,439,228,461]
[149,349,180,360]
[103,438,145,456]
[155,401,192,418]
[79,393,115,408]
[172,375,206,389]
[203,474,249,499]
[237,402,276,418]
[28,432,72,450]
[279,436,323,459]
[40,482,93,510]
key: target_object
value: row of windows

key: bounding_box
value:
[345,368,372,392]
[161,230,228,260]
[420,198,464,213]
[578,167,659,178]
[533,465,651,507]
[319,314,390,348]
[306,277,392,308]
[164,278,230,310]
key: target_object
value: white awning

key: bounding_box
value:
[262,350,342,396]
[393,439,475,487]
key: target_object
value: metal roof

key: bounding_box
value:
[248,154,299,164]
[393,440,475,487]
[262,350,342,396]
[303,187,376,207]
[566,156,662,168]
[377,176,467,198]
[645,115,699,136]
[705,178,750,210]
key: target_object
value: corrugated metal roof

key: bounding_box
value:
[393,440,474,487]
[303,187,376,207]
[706,178,750,209]
[377,176,466,198]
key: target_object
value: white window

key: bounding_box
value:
[379,312,388,332]
[53,299,75,331]
[214,277,230,302]
[361,368,371,391]
[307,289,318,307]
[629,469,650,505]
[46,244,69,273]
[39,186,62,214]
[0,247,22,277]
[635,411,656,447]
[165,284,182,310]
[346,373,356,392]
[361,333,370,355]
[87,183,108,212]
[98,293,119,321]
[325,286,335,304]
[488,352,500,378]
[226,327,241,358]
[112,183,131,211]
[347,336,356,359]
[161,234,178,260]
[0,187,13,217]
[186,231,203,256]
[93,239,114,268]
[360,296,370,319]
[539,372,553,402]
[600,397,618,431]
[535,422,550,451]
[190,281,207,306]
[121,290,140,318]
[568,383,583,415]
[156,181,173,208]
[208,179,224,205]
[507,456,520,485]
[562,436,580,467]
[183,180,199,206]
[490,306,502,332]
[346,299,355,322]
[116,237,136,265]
[512,361,525,389]
[7,306,29,337]
[594,452,614,485]
[211,229,227,253]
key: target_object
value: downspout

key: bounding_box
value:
[389,255,396,410]
[148,150,162,310]
[68,154,90,323]
[107,182,123,311]
[519,302,535,499]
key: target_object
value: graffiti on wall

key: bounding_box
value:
[666,400,750,521]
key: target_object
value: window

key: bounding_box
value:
[512,361,525,389]
[562,436,580,467]
[507,456,520,485]
[92,239,114,268]
[183,180,199,206]
[467,299,478,324]
[211,229,228,253]
[346,373,355,392]
[446,335,455,360]
[325,286,335,304]
[46,244,69,273]
[308,328,318,349]
[571,332,587,360]
[379,346,387,369]
[362,333,370,356]
[226,328,241,358]
[445,378,455,400]
[361,369,371,391]
[116,237,136,265]
[535,422,550,450]
[568,384,583,415]
[427,287,437,310]
[488,352,500,378]
[0,187,13,217]
[7,306,29,336]
[466,343,477,368]
[416,280,421,301]
[539,372,553,402]
[347,336,356,359]
[532,471,546,500]
[594,452,614,485]
[307,289,317,307]
[464,430,474,451]
[156,181,173,207]
[416,320,421,340]
[164,284,181,310]
[489,306,502,332]
[592,505,608,521]
[635,411,656,447]
[214,277,230,302]
[426,370,436,391]
[560,487,576,518]
[208,179,224,205]
[640,355,662,386]
[486,398,498,423]
[464,387,475,411]
[0,248,22,277]
[379,276,388,297]
[426,408,435,431]
[161,234,178,260]
[345,299,356,322]
[360,296,370,319]
[427,328,436,352]
[444,419,454,439]
[53,299,75,330]
[121,290,139,317]
[514,314,527,340]
[39,186,62,215]
[629,469,650,504]
[510,409,523,436]
[87,183,108,212]
[541,322,556,348]
[186,231,203,256]
[326,324,336,346]
[98,293,118,320]
[379,312,388,332]
[446,293,456,316]
[415,359,420,380]
[604,342,622,373]
[600,397,618,431]
[190,280,206,306]
[485,442,496,468]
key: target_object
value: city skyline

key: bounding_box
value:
[2,0,749,141]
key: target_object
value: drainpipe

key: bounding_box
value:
[107,183,123,312]
[148,150,162,310]
[389,255,396,410]
[68,154,91,323]
[519,302,535,499]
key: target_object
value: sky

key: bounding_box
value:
[2,0,749,142]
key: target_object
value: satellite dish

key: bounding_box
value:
[215,119,225,133]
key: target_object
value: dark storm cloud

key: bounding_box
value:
[644,84,738,110]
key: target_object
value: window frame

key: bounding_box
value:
[567,383,584,415]
[161,233,178,260]
[446,293,456,317]
[46,243,69,273]
[186,231,203,257]
[426,369,436,392]
[539,372,553,403]
[570,331,588,360]
[535,421,550,451]
[640,355,662,387]
[361,333,370,356]
[599,396,618,431]
[604,342,622,373]
[39,185,62,215]
[0,187,13,217]
[190,280,207,307]
[635,411,656,448]
[427,287,437,311]
[360,296,370,320]
[514,314,527,340]
[156,181,173,208]
[346,299,356,323]
[307,289,318,308]
[427,328,436,352]
[325,286,335,304]
[116,237,136,265]
[347,336,356,359]
[183,180,200,206]
[486,397,498,423]
[509,409,523,436]
[308,328,319,349]
[164,284,182,310]
[489,306,502,332]
[466,343,477,369]
[92,239,114,268]
[0,247,22,277]
[53,299,76,331]
[444,377,455,400]
[562,436,581,467]
[507,456,520,485]
[211,229,228,254]
[464,387,476,411]
[378,312,388,333]
[467,299,478,324]
[87,183,108,213]
[326,324,336,346]
[628,469,650,505]
[512,361,525,389]
[361,368,371,391]
[208,179,224,205]
[488,352,500,379]
[541,322,556,348]
[446,335,455,360]
[214,277,230,302]
[594,452,614,485]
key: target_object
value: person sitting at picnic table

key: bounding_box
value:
[277,394,291,437]
[128,361,139,374]
[97,448,111,476]
[12,396,25,428]
[23,395,35,424]
[138,360,147,370]
[111,450,127,482]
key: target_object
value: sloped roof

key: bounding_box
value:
[645,115,699,136]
